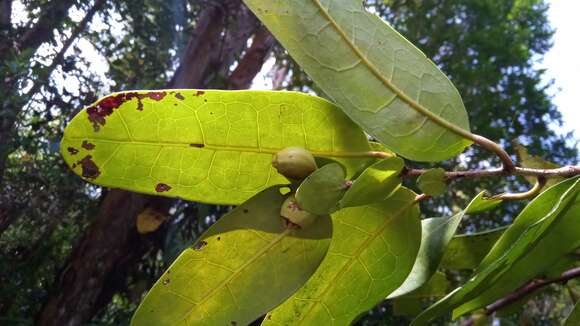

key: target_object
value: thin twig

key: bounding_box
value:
[489,177,546,201]
[405,165,580,180]
[485,266,580,315]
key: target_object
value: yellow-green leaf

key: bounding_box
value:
[262,188,421,325]
[132,186,332,325]
[417,168,447,196]
[465,191,502,214]
[296,163,347,214]
[440,227,506,270]
[61,89,373,205]
[340,157,404,208]
[514,140,563,188]
[243,0,472,162]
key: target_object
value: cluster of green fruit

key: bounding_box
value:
[272,147,320,229]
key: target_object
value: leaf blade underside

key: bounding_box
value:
[262,188,421,325]
[131,186,332,326]
[61,89,372,205]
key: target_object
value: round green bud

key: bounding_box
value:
[272,147,317,180]
[280,195,318,228]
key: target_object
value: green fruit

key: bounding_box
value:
[280,195,318,228]
[272,147,317,180]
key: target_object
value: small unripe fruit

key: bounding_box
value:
[272,147,317,180]
[280,195,318,228]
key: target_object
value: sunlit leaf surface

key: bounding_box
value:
[262,188,421,325]
[61,90,372,204]
[132,186,332,325]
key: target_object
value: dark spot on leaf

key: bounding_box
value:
[217,236,221,241]
[190,143,204,148]
[72,163,77,169]
[204,99,207,102]
[173,103,177,106]
[155,183,171,192]
[81,140,95,150]
[231,322,237,326]
[174,92,185,100]
[342,180,353,189]
[76,155,100,179]
[193,240,208,250]
[67,147,79,155]
[162,278,170,285]
[195,90,205,96]
[243,209,249,214]
[267,315,272,320]
[86,91,167,131]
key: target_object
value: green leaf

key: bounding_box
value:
[243,0,472,162]
[514,140,563,188]
[132,186,332,325]
[564,299,580,326]
[392,272,450,316]
[296,163,347,214]
[340,157,404,208]
[440,227,506,270]
[417,168,447,196]
[262,188,421,325]
[465,191,502,214]
[61,89,373,205]
[412,176,580,325]
[389,211,463,298]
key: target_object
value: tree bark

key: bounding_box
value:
[36,1,274,325]
[227,26,275,90]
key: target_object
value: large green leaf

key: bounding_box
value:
[243,0,472,162]
[261,188,421,325]
[440,227,506,270]
[61,89,373,205]
[388,211,463,298]
[132,186,332,325]
[412,176,580,325]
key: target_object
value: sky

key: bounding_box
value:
[539,0,580,140]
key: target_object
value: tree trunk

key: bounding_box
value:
[36,2,274,325]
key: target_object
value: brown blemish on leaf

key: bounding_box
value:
[189,143,204,148]
[267,315,272,320]
[217,236,221,241]
[162,278,170,285]
[81,140,95,150]
[76,155,100,179]
[194,90,205,96]
[243,209,249,214]
[67,147,79,155]
[193,240,208,250]
[86,91,168,131]
[231,322,237,326]
[174,92,185,100]
[155,183,171,192]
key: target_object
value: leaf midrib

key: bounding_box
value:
[65,136,380,158]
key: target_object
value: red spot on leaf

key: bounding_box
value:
[81,140,95,150]
[87,91,168,131]
[194,90,205,96]
[155,183,172,192]
[76,155,100,179]
[67,147,79,155]
[174,92,185,100]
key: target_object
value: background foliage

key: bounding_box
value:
[0,0,577,325]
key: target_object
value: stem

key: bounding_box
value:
[485,266,580,316]
[406,165,580,180]
[489,177,545,201]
